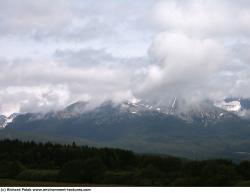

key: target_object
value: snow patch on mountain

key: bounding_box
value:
[215,100,241,112]
[2,97,248,128]
[0,113,18,129]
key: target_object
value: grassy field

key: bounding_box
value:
[0,179,87,187]
[1,178,250,187]
[0,179,119,187]
[235,181,250,187]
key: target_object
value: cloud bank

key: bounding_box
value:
[1,0,250,115]
[136,0,250,103]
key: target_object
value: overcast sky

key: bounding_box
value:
[1,0,250,115]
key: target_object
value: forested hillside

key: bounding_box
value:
[1,139,250,186]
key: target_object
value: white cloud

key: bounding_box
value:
[1,0,250,115]
[152,0,250,38]
[0,49,144,115]
[135,0,250,103]
[138,32,227,96]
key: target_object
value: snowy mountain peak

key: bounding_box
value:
[0,113,18,129]
[3,97,250,128]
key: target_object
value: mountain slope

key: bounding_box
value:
[1,99,250,161]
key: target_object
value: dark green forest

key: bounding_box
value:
[0,139,250,186]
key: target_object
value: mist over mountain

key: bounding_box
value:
[1,0,250,116]
[1,0,250,164]
[1,98,250,161]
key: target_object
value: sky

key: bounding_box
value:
[1,0,250,115]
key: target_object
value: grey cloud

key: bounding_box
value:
[0,0,154,43]
[0,48,146,114]
[152,0,250,38]
[54,48,148,68]
[0,0,155,115]
[1,0,250,115]
[136,0,250,103]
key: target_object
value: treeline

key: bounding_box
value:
[0,139,250,186]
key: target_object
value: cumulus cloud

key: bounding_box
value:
[136,32,227,101]
[1,0,250,115]
[0,49,145,115]
[135,0,250,104]
[0,0,155,115]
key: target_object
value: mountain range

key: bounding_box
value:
[1,98,250,161]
